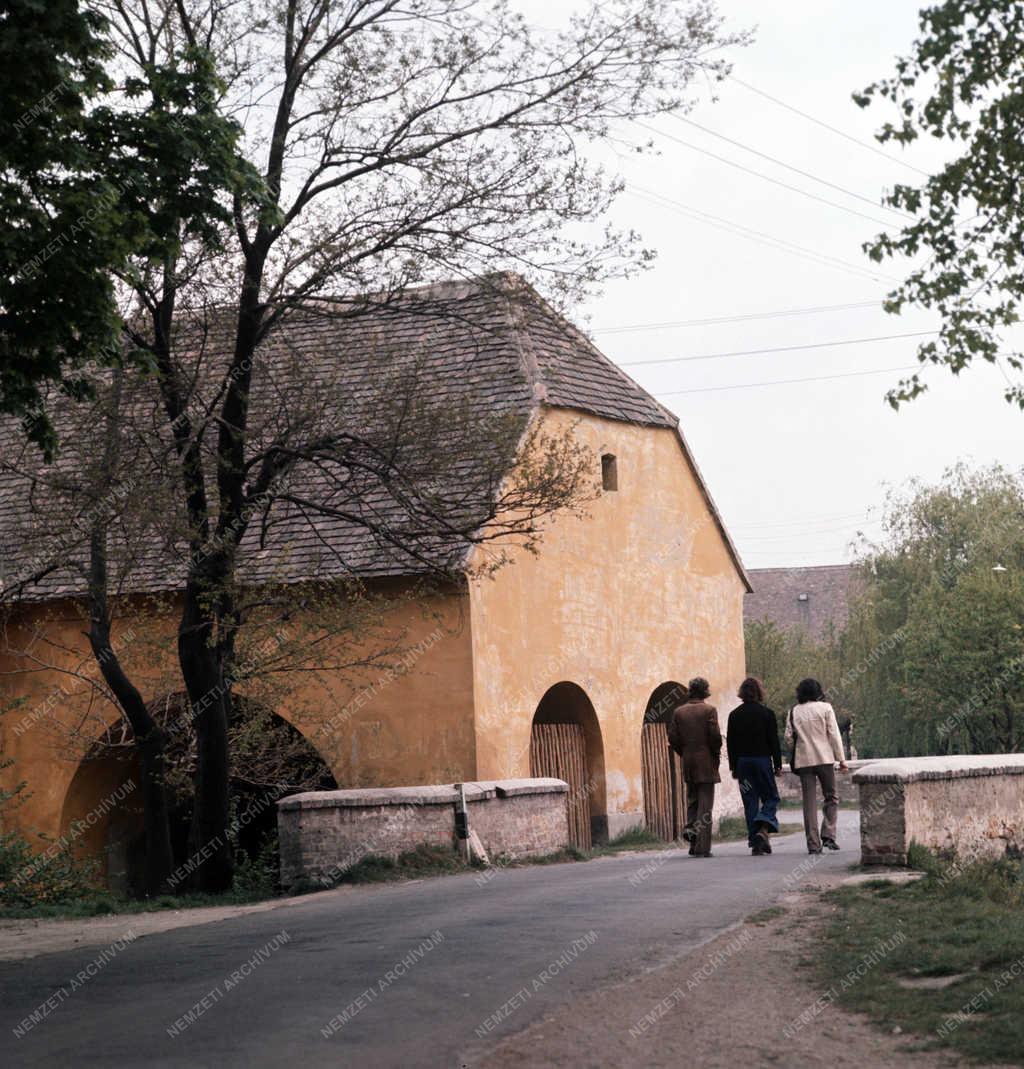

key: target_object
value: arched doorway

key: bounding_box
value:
[530,682,606,849]
[60,742,143,897]
[61,694,337,896]
[640,682,687,842]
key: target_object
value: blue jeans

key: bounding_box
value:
[735,755,780,846]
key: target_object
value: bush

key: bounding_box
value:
[0,759,99,908]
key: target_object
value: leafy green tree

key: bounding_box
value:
[0,1,262,456]
[904,568,1024,753]
[840,465,1024,756]
[743,618,838,720]
[856,1,1024,410]
[0,0,123,455]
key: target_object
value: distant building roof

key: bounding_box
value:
[744,564,859,639]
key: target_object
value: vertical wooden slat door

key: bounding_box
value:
[530,722,592,850]
[641,722,675,841]
[669,748,686,841]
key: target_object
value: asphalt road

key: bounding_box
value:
[1,811,858,1068]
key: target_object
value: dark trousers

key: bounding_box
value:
[684,782,715,855]
[736,755,780,846]
[798,764,838,850]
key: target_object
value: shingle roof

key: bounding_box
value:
[744,564,860,639]
[0,273,747,600]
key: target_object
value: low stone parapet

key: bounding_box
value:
[776,758,870,805]
[276,778,569,889]
[853,755,1024,866]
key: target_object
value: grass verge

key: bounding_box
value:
[0,887,272,920]
[715,816,803,842]
[818,846,1024,1065]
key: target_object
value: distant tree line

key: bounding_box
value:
[746,465,1024,758]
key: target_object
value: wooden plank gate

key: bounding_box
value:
[641,721,685,841]
[530,721,591,850]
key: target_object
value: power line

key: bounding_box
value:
[741,519,885,543]
[592,299,883,335]
[630,187,899,284]
[655,363,920,396]
[633,120,894,228]
[729,76,931,178]
[620,330,937,367]
[730,509,875,530]
[669,114,914,220]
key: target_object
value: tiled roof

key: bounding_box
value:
[0,274,746,600]
[744,564,860,639]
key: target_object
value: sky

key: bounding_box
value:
[564,0,1024,569]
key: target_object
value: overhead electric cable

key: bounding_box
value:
[667,114,913,219]
[630,188,899,284]
[654,363,919,396]
[592,299,882,334]
[632,120,894,228]
[619,330,937,367]
[731,509,873,529]
[729,76,931,178]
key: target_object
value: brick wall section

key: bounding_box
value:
[277,779,569,888]
[853,755,1024,866]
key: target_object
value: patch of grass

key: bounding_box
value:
[819,848,1024,1065]
[0,887,273,920]
[587,826,667,857]
[714,817,803,842]
[748,906,786,925]
[608,825,664,849]
[323,843,475,886]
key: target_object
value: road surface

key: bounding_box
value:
[1,811,858,1068]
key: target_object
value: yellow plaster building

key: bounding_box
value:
[0,275,748,882]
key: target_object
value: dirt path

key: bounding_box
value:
[463,869,983,1069]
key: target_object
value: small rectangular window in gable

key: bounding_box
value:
[601,453,618,492]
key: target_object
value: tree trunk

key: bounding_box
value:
[179,583,233,893]
[88,536,174,897]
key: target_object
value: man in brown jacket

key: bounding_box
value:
[667,677,721,858]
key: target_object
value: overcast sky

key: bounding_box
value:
[564,0,1023,569]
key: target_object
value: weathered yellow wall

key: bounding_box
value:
[1,410,747,861]
[467,409,747,833]
[0,590,477,855]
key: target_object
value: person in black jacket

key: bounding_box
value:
[726,677,782,856]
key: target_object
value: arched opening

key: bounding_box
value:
[530,682,606,849]
[60,744,143,897]
[640,682,687,842]
[60,694,336,897]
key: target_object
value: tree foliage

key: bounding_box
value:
[0,1,260,456]
[856,0,1024,409]
[840,465,1024,756]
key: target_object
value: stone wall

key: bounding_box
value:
[854,755,1024,866]
[277,778,569,889]
[776,759,869,805]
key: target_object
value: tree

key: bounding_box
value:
[743,618,838,720]
[856,0,1024,410]
[3,0,744,892]
[838,465,1024,756]
[50,0,742,893]
[0,1,259,457]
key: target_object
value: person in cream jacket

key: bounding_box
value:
[784,678,848,854]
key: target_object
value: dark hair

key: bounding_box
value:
[796,677,825,704]
[687,677,711,701]
[738,676,765,703]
